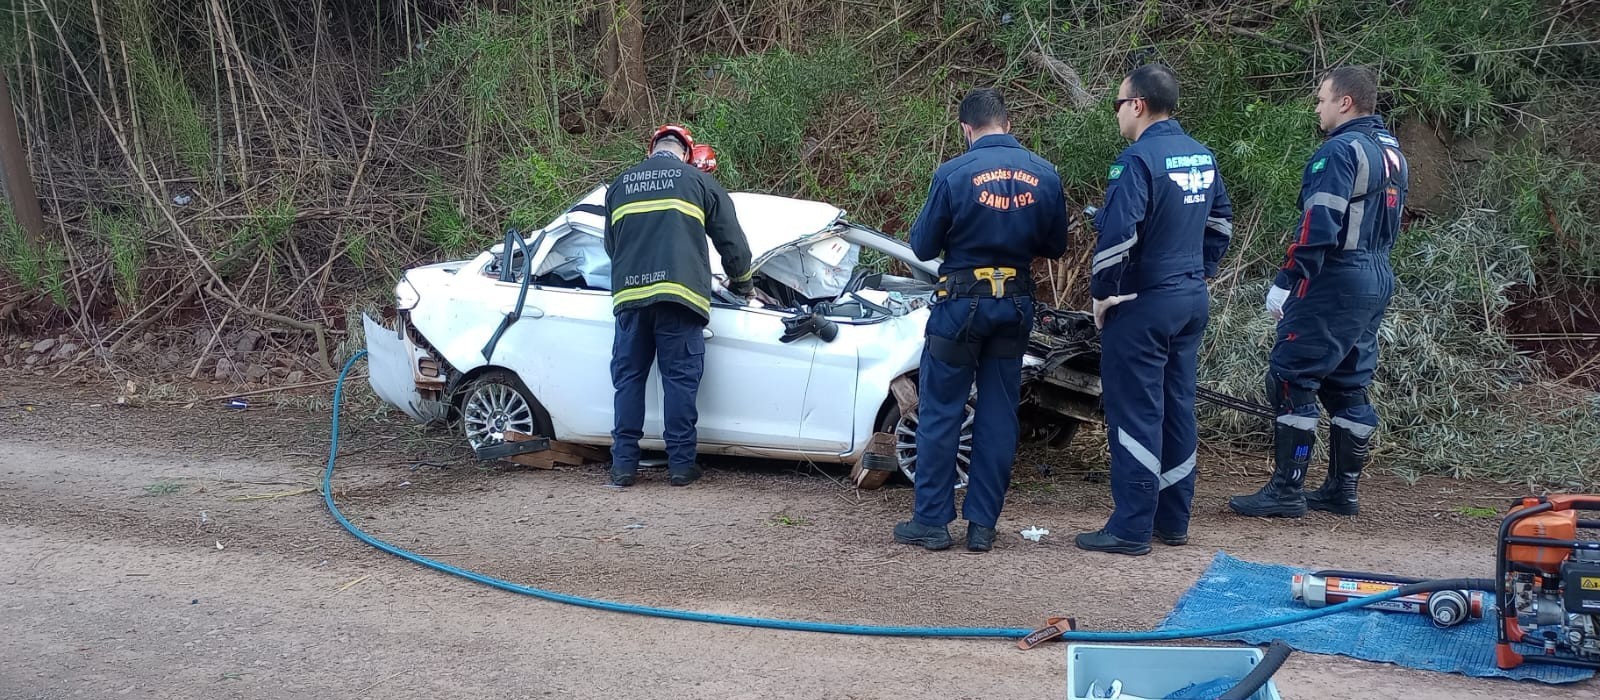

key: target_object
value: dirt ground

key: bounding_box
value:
[1,376,1593,699]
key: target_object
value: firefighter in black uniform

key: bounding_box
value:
[604,125,753,487]
[893,88,1069,552]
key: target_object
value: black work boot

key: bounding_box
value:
[1308,422,1369,515]
[1073,529,1151,556]
[894,520,953,550]
[966,523,996,552]
[668,464,702,487]
[1228,420,1312,518]
[608,464,637,487]
[1153,529,1188,546]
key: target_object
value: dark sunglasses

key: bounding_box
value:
[1112,96,1144,113]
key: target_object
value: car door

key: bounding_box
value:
[487,281,618,443]
[485,224,812,451]
[475,224,619,444]
[644,302,816,451]
[795,318,859,453]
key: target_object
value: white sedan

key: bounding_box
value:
[365,185,1102,485]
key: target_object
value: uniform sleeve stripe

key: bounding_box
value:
[1093,233,1139,265]
[1305,192,1349,213]
[1205,217,1233,237]
[1092,254,1126,274]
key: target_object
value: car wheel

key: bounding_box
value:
[457,370,553,451]
[879,398,974,490]
[1042,418,1081,449]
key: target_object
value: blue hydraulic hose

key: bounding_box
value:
[323,350,1431,641]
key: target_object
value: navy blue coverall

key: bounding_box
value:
[1091,119,1233,543]
[907,133,1069,529]
[1269,115,1407,451]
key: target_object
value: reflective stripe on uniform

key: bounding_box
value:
[613,281,710,314]
[1330,416,1377,439]
[1205,217,1233,238]
[1117,427,1161,476]
[609,198,706,226]
[1275,414,1318,430]
[1344,140,1371,251]
[1159,451,1197,490]
[1305,192,1349,213]
[1093,234,1139,274]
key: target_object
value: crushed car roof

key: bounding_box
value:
[553,185,846,260]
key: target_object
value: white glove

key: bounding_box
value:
[1087,680,1158,700]
[1092,293,1138,330]
[1265,285,1291,320]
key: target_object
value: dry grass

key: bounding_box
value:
[1200,209,1600,488]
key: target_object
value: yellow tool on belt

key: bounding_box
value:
[974,267,1017,297]
[937,266,1018,299]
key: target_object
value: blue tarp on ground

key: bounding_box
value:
[1157,551,1594,684]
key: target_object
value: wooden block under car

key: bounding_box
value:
[851,431,898,490]
[501,431,609,469]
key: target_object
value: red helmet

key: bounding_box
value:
[648,124,694,153]
[688,143,718,173]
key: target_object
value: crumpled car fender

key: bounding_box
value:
[840,308,929,460]
[362,313,448,423]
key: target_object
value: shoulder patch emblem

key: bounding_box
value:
[1311,158,1327,173]
[1108,164,1124,180]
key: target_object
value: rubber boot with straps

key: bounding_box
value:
[1229,419,1312,518]
[1307,421,1369,515]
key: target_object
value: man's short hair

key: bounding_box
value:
[1324,65,1379,114]
[1126,64,1179,115]
[958,88,1008,129]
[652,133,688,153]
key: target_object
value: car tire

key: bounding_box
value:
[878,395,975,490]
[456,370,555,451]
[1043,418,1081,449]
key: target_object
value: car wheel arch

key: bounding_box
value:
[872,371,916,434]
[872,371,975,489]
[447,365,556,438]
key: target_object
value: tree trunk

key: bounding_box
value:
[0,69,47,254]
[598,0,648,127]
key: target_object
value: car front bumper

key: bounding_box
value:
[363,313,449,424]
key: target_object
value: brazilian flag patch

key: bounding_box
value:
[1311,158,1327,173]
[1108,164,1125,180]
